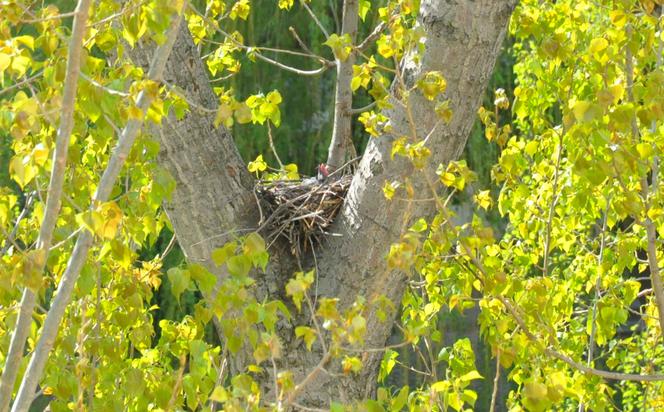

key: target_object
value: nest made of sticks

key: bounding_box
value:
[256,174,353,257]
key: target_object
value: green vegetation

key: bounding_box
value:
[1,0,663,411]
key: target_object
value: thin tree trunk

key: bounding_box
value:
[327,0,359,169]
[9,10,185,412]
[0,1,92,410]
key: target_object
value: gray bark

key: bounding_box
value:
[149,0,517,407]
[327,0,359,169]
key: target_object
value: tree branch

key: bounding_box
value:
[327,0,359,169]
[9,8,184,412]
[499,296,664,382]
[301,0,330,38]
[0,1,92,410]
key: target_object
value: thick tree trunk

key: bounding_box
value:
[147,0,517,407]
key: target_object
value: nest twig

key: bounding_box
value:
[256,175,352,257]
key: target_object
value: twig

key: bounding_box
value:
[357,21,387,52]
[350,101,376,114]
[166,355,187,411]
[579,201,609,412]
[289,26,316,56]
[267,123,284,169]
[0,70,44,97]
[489,351,501,412]
[301,0,330,38]
[159,233,178,259]
[283,352,332,408]
[542,129,564,277]
[19,11,77,24]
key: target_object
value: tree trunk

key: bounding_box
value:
[147,0,517,407]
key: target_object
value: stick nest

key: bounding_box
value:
[256,175,352,257]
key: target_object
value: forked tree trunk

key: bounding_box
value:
[147,0,517,407]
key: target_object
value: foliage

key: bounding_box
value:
[0,0,663,411]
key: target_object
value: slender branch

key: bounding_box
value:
[499,296,664,382]
[356,21,386,52]
[283,352,332,409]
[19,11,77,24]
[0,193,34,255]
[9,8,185,412]
[0,2,92,410]
[0,70,44,97]
[80,73,129,97]
[350,101,376,114]
[327,0,359,169]
[267,123,284,169]
[189,4,332,76]
[301,0,330,38]
[252,52,332,76]
[166,355,187,411]
[289,26,316,56]
[625,20,664,333]
[579,201,609,412]
[91,1,147,27]
[270,356,282,409]
[489,351,501,412]
[542,130,564,277]
[642,7,664,337]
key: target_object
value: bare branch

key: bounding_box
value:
[0,70,44,97]
[301,0,330,38]
[356,21,386,52]
[350,101,376,114]
[327,0,359,169]
[283,352,332,409]
[489,351,501,412]
[253,52,332,76]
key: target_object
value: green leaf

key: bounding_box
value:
[295,326,317,350]
[189,263,217,294]
[324,33,353,61]
[167,268,191,303]
[211,242,237,266]
[227,255,252,278]
[459,370,483,382]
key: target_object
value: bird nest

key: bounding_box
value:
[255,175,352,257]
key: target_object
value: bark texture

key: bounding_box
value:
[149,0,517,407]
